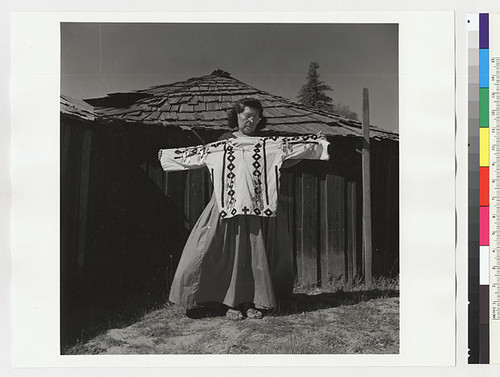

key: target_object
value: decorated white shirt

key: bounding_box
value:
[158,134,330,218]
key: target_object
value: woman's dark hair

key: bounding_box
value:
[227,98,267,131]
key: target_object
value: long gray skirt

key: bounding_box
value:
[168,195,294,309]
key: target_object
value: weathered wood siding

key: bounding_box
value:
[61,122,398,295]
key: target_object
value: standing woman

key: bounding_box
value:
[159,98,329,320]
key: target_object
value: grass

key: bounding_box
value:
[63,275,399,355]
[295,275,399,294]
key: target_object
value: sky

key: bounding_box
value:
[61,23,398,132]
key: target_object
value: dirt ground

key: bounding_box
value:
[65,288,399,355]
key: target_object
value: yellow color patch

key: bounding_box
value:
[480,128,489,167]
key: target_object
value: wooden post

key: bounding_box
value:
[362,88,373,284]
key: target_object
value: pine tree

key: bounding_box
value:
[297,62,334,112]
[297,62,359,121]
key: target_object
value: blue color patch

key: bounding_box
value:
[480,49,489,88]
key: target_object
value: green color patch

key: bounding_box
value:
[480,88,489,127]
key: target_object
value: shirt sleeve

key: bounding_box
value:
[158,145,209,171]
[282,136,330,161]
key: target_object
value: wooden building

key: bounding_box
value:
[60,70,398,345]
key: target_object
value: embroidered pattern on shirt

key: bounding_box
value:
[225,144,236,213]
[250,142,264,214]
[262,139,270,205]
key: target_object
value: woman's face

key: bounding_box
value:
[237,106,261,135]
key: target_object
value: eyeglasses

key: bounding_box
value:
[238,113,261,123]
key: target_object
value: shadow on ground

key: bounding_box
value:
[274,289,399,316]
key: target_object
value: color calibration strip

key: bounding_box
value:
[489,13,500,364]
[480,12,490,364]
[468,13,500,364]
[470,13,500,364]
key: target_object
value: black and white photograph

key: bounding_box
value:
[59,22,399,355]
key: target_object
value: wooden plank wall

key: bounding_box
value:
[370,139,400,277]
[61,122,190,294]
[62,121,399,299]
[61,116,87,290]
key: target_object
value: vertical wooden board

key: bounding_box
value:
[294,172,303,285]
[70,126,84,277]
[118,130,130,284]
[319,174,329,286]
[381,144,391,276]
[346,180,357,282]
[60,124,74,274]
[301,172,318,286]
[355,179,362,280]
[370,142,384,276]
[167,171,185,216]
[158,168,168,255]
[163,168,169,196]
[277,171,296,281]
[388,147,400,275]
[316,175,322,287]
[328,175,346,283]
[279,171,294,239]
[114,127,130,289]
[370,143,395,277]
[279,171,290,228]
[148,159,162,190]
[385,145,394,274]
[394,147,400,273]
[186,169,206,229]
[381,144,393,276]
[287,173,297,278]
[345,180,352,282]
[370,142,381,199]
[60,120,72,192]
[76,128,92,278]
[369,143,379,276]
[154,135,169,268]
[61,122,83,289]
[287,173,295,245]
[108,129,120,287]
[98,130,114,289]
[82,128,97,286]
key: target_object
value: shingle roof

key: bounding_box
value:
[81,70,398,141]
[61,94,97,121]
